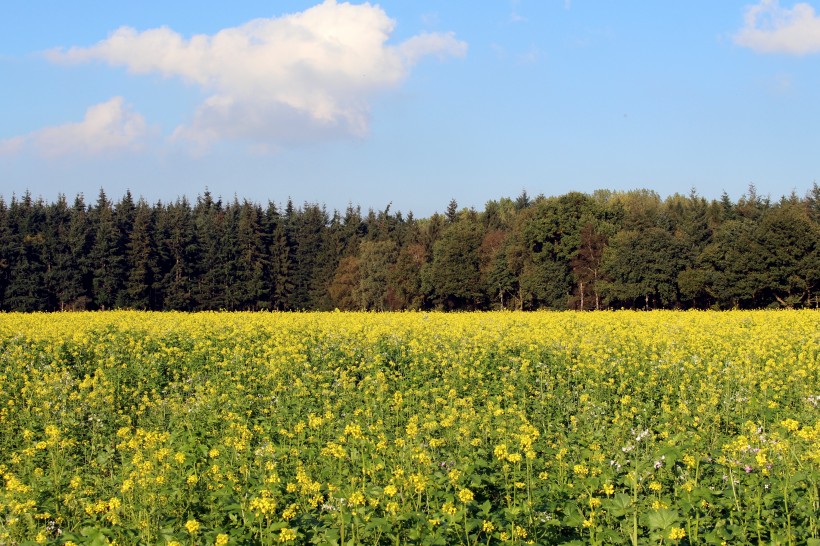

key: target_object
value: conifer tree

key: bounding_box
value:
[123,199,158,309]
[89,189,125,310]
[192,191,224,310]
[5,193,48,311]
[157,198,196,310]
[0,198,11,309]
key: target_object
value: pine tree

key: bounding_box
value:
[123,199,158,309]
[62,195,93,310]
[287,204,331,310]
[89,189,125,309]
[233,200,269,309]
[0,198,11,309]
[4,192,49,311]
[264,202,293,310]
[157,198,196,310]
[192,191,224,310]
[43,194,73,310]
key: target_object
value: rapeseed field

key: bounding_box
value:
[0,311,818,545]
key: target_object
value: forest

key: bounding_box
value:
[0,184,818,312]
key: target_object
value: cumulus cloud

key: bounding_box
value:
[0,97,146,157]
[734,0,820,54]
[46,0,467,148]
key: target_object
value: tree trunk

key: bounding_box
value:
[579,280,584,310]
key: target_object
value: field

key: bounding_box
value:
[1,311,819,545]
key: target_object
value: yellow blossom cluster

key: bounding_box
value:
[0,310,817,544]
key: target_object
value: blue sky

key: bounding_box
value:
[2,1,820,216]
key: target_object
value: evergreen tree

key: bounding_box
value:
[123,199,158,309]
[288,204,332,310]
[805,182,820,224]
[61,195,93,310]
[0,198,11,309]
[192,191,224,310]
[264,202,293,310]
[43,195,73,310]
[89,190,126,309]
[5,193,49,311]
[233,201,269,309]
[445,198,459,223]
[157,198,197,310]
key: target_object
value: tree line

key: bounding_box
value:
[1,185,819,312]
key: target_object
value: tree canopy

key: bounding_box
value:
[0,185,818,311]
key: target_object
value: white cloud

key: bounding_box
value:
[46,0,467,149]
[734,0,820,54]
[0,136,24,156]
[0,97,146,157]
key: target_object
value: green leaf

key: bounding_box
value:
[646,509,678,530]
[79,527,111,546]
[603,493,632,517]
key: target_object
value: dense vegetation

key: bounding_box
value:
[1,184,819,311]
[1,311,819,545]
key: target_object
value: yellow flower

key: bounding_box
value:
[513,525,527,539]
[457,488,474,504]
[282,503,298,520]
[185,518,200,535]
[669,527,686,540]
[483,520,495,533]
[279,527,297,542]
[348,491,365,507]
[781,418,799,432]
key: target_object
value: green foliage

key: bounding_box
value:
[0,187,819,311]
[1,311,819,544]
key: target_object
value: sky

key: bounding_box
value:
[2,0,820,217]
